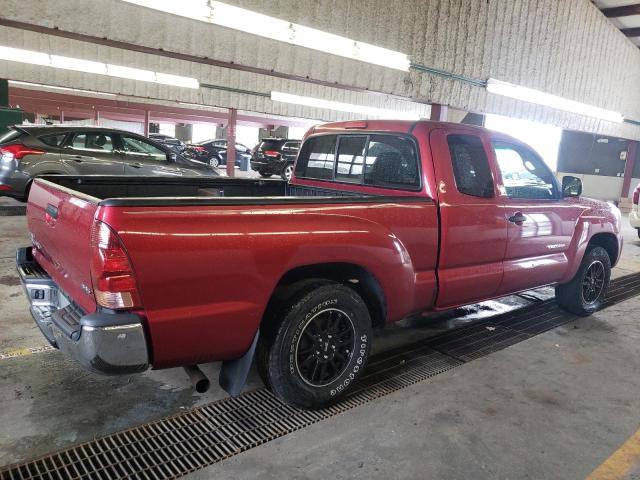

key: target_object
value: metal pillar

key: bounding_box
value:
[430,104,448,121]
[59,111,64,123]
[144,110,150,137]
[226,108,237,177]
[94,109,100,125]
[622,141,638,198]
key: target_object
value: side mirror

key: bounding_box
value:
[168,153,177,162]
[562,175,582,198]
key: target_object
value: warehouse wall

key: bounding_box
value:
[0,0,638,138]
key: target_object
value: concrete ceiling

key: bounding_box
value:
[594,0,640,47]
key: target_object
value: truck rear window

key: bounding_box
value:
[296,134,420,190]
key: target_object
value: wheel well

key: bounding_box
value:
[266,263,387,329]
[588,233,618,266]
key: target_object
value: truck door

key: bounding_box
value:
[429,128,507,308]
[491,140,579,295]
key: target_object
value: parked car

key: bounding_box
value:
[0,125,217,200]
[185,139,253,168]
[17,119,622,409]
[630,183,640,238]
[251,138,301,180]
[149,133,186,154]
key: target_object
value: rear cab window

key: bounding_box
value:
[295,134,420,190]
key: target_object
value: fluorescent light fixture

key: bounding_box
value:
[8,80,117,96]
[271,91,425,120]
[0,46,199,89]
[122,0,410,71]
[486,78,624,123]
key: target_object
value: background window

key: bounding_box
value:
[295,135,337,180]
[121,136,167,161]
[71,133,115,152]
[493,142,557,200]
[447,134,494,198]
[363,135,419,189]
[335,136,366,184]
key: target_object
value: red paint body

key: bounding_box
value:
[26,120,623,370]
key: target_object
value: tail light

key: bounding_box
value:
[90,221,141,310]
[263,150,280,157]
[633,186,640,205]
[0,144,45,162]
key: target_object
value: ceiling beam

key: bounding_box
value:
[601,4,640,17]
[621,27,640,37]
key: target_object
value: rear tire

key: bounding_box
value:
[209,156,220,168]
[258,283,372,409]
[281,165,293,181]
[555,246,611,316]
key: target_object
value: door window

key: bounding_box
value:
[447,134,494,198]
[493,142,557,200]
[121,135,167,161]
[70,133,115,153]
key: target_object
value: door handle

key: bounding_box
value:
[72,156,83,163]
[128,163,142,168]
[508,212,527,224]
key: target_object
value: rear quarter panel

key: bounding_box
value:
[100,200,438,368]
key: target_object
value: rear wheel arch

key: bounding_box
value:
[262,263,387,333]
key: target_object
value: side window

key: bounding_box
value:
[121,136,167,161]
[39,134,67,147]
[295,135,337,180]
[364,135,419,189]
[447,134,494,198]
[493,142,557,200]
[335,136,366,184]
[70,132,115,153]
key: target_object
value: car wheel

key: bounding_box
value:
[555,246,611,316]
[258,282,372,409]
[637,228,640,239]
[281,165,294,181]
[259,171,272,178]
[209,156,220,168]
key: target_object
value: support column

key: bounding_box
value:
[59,111,64,123]
[226,108,237,177]
[622,141,638,198]
[144,110,150,137]
[94,110,100,126]
[430,104,448,122]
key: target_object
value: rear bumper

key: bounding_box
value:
[251,158,287,174]
[16,247,149,375]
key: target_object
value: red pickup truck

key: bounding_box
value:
[17,120,622,409]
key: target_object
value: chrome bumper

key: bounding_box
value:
[17,247,149,375]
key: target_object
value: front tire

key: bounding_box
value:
[556,246,611,316]
[209,156,220,168]
[258,283,372,409]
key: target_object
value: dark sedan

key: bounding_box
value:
[186,139,253,168]
[0,125,217,200]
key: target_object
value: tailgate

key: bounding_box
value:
[27,179,99,313]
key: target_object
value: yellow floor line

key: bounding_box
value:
[586,427,640,480]
[0,345,55,360]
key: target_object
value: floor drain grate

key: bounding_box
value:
[2,272,640,480]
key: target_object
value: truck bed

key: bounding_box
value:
[38,175,365,206]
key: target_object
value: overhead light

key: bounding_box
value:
[271,91,426,120]
[8,81,117,96]
[486,78,624,123]
[122,0,411,71]
[0,46,199,89]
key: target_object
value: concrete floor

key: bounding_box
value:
[0,212,639,479]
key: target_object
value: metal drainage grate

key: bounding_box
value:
[2,272,640,480]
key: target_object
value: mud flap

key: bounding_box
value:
[219,330,259,397]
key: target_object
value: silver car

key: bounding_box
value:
[0,125,217,200]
